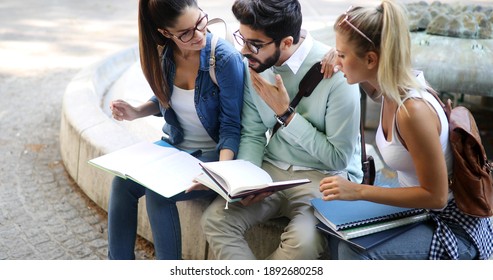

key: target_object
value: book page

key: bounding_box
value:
[200,160,273,195]
[194,173,240,202]
[230,178,311,198]
[88,141,179,178]
[128,151,203,198]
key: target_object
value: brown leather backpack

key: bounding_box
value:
[432,94,493,217]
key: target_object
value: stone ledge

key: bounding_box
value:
[59,45,289,259]
[60,46,212,259]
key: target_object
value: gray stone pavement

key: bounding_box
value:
[1,0,491,261]
[0,0,148,260]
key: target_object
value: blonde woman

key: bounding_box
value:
[320,0,493,259]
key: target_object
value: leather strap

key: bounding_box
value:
[272,62,323,134]
[359,85,376,185]
[358,86,367,164]
[360,115,367,165]
[209,34,219,85]
[208,18,233,86]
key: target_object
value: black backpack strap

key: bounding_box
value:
[272,62,323,134]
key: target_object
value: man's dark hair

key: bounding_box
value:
[232,0,302,45]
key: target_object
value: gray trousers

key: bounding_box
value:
[201,161,328,259]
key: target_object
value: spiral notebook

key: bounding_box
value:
[311,198,429,238]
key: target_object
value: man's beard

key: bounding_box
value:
[244,47,281,73]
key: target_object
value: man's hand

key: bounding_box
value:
[249,69,290,116]
[239,191,273,207]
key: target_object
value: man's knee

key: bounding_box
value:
[277,220,327,259]
[200,205,212,234]
[200,199,223,235]
[297,230,326,259]
[201,199,250,238]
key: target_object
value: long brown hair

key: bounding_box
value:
[138,0,198,108]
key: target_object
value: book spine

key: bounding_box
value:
[340,213,430,239]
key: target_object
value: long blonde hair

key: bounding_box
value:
[334,0,422,106]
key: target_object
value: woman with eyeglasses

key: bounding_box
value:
[107,0,244,259]
[319,0,493,259]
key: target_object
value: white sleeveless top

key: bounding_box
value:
[170,85,216,151]
[375,72,453,188]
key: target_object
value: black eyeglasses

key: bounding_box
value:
[233,30,275,54]
[167,12,208,43]
[339,6,375,47]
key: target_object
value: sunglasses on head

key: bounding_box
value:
[339,6,375,47]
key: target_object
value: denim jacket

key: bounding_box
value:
[150,32,244,156]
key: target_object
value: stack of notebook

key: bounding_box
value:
[311,198,430,250]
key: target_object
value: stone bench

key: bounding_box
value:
[60,44,388,260]
[59,45,298,259]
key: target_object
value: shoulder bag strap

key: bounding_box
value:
[359,85,376,185]
[208,18,233,86]
[272,62,323,134]
[360,115,367,165]
[209,34,219,86]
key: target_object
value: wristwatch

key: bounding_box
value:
[275,106,295,127]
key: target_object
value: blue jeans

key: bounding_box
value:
[335,220,478,260]
[107,150,218,260]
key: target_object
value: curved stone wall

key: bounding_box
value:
[411,32,493,97]
[406,2,493,97]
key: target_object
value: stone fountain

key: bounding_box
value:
[407,1,493,99]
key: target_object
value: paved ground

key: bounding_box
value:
[0,0,153,260]
[0,0,491,261]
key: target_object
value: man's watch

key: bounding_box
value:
[275,106,295,127]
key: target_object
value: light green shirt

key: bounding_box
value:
[237,36,363,182]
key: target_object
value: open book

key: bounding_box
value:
[311,198,429,239]
[196,160,311,202]
[89,142,310,201]
[88,141,203,198]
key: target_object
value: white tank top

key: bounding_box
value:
[375,72,453,188]
[170,85,216,151]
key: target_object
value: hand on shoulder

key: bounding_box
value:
[320,48,339,79]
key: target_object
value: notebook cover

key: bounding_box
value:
[316,221,423,251]
[311,198,425,230]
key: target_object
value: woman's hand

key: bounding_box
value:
[320,48,339,79]
[110,99,140,121]
[185,180,210,193]
[319,175,361,201]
